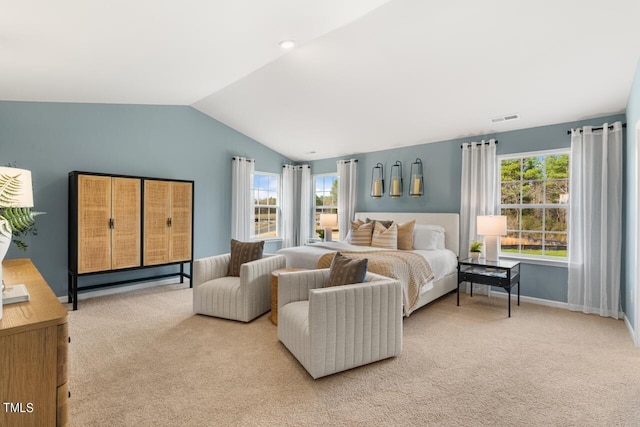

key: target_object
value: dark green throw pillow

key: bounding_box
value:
[228,239,264,277]
[326,252,368,287]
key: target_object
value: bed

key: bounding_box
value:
[276,212,459,316]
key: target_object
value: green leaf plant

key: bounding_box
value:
[470,240,483,253]
[0,170,45,251]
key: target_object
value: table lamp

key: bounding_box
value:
[0,167,34,320]
[319,213,338,242]
[476,215,507,262]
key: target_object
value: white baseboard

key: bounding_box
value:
[624,314,639,347]
[487,289,569,310]
[57,277,191,304]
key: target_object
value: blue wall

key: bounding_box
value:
[0,101,289,296]
[625,58,640,331]
[311,113,626,303]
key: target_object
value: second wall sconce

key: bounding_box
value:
[371,163,384,198]
[389,161,402,198]
[409,158,424,197]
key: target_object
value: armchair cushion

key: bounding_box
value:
[228,239,264,276]
[326,252,368,287]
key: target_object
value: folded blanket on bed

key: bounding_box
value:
[317,250,435,316]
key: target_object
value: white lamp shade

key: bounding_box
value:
[0,167,34,208]
[319,213,338,228]
[477,215,507,236]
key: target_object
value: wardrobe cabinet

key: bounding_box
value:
[69,172,194,310]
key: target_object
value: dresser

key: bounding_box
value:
[1,259,69,427]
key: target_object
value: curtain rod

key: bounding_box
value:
[460,141,499,149]
[231,157,255,162]
[566,123,627,135]
[282,164,310,168]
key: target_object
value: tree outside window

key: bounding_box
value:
[499,151,569,258]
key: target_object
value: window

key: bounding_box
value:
[313,173,339,239]
[252,172,280,239]
[499,150,569,259]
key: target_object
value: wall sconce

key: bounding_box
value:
[409,158,424,197]
[389,161,402,198]
[371,163,384,198]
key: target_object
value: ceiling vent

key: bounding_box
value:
[490,113,520,124]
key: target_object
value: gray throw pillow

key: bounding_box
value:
[227,239,264,277]
[326,252,368,287]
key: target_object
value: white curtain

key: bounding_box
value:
[299,165,311,245]
[231,156,254,241]
[568,122,623,319]
[281,165,312,248]
[460,140,498,257]
[337,159,358,241]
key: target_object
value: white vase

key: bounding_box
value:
[0,229,10,320]
[470,252,480,260]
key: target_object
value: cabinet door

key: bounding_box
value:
[143,180,170,266]
[77,175,111,274]
[169,181,192,262]
[111,177,141,270]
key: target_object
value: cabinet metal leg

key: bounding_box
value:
[457,282,460,306]
[508,287,511,317]
[517,282,520,306]
[470,282,473,297]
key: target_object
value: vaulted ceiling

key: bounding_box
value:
[3,0,639,161]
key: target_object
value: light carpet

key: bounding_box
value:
[66,283,640,426]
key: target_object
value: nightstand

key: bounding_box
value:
[457,258,521,317]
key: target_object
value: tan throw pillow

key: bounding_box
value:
[366,218,394,229]
[371,221,398,249]
[326,252,368,287]
[350,220,374,246]
[397,220,416,250]
[227,239,264,277]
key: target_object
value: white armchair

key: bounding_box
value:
[277,269,403,379]
[193,253,286,322]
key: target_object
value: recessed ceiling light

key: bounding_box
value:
[279,40,296,49]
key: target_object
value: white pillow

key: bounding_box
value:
[413,224,445,250]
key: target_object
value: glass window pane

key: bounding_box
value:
[501,182,520,204]
[545,154,569,179]
[522,181,543,204]
[545,179,569,204]
[501,159,521,182]
[521,232,543,255]
[544,233,567,257]
[521,208,543,231]
[545,208,567,232]
[522,157,543,180]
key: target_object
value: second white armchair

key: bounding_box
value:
[193,253,286,322]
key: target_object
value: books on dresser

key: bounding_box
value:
[2,284,30,304]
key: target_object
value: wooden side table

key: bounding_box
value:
[271,268,306,325]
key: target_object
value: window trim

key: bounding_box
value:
[498,148,570,262]
[251,171,281,240]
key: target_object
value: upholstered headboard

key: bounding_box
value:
[354,212,460,257]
